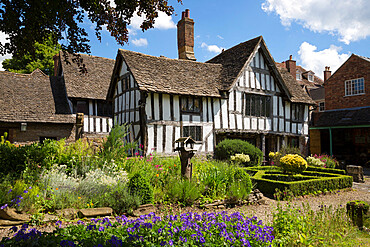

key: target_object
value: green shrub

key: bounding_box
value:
[214,139,263,166]
[128,172,153,204]
[279,154,308,174]
[306,166,346,175]
[101,182,141,215]
[166,179,200,206]
[312,154,339,168]
[227,168,252,202]
[246,166,353,197]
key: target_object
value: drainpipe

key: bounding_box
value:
[329,127,333,156]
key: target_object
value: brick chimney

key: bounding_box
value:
[323,66,331,82]
[177,9,196,61]
[285,55,296,79]
[53,53,60,76]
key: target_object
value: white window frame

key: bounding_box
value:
[308,73,314,82]
[345,78,365,96]
[296,72,301,80]
[319,102,325,112]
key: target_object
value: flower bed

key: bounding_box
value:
[245,166,353,197]
[0,212,274,246]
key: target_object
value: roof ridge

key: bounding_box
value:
[59,50,115,61]
[119,49,223,66]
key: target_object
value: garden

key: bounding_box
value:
[0,128,369,246]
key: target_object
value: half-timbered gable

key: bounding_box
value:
[54,52,114,134]
[108,50,224,155]
[107,10,314,157]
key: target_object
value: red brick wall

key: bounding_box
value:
[0,122,75,144]
[325,55,370,110]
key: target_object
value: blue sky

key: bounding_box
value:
[1,0,369,78]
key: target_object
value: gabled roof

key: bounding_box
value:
[115,50,224,97]
[108,36,314,104]
[356,54,370,63]
[206,36,262,90]
[0,69,74,123]
[277,66,316,104]
[59,52,115,100]
[276,63,323,89]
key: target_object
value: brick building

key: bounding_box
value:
[0,69,75,143]
[310,54,370,166]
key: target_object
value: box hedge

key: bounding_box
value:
[245,166,352,197]
[214,139,263,166]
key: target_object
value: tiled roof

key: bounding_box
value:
[206,36,262,90]
[119,50,224,97]
[309,87,325,101]
[0,69,74,123]
[59,52,115,100]
[111,36,314,104]
[277,66,316,104]
[312,107,370,127]
[276,62,324,89]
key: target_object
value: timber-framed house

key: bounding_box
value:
[107,10,315,157]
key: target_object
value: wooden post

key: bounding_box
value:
[179,150,195,180]
[76,113,84,140]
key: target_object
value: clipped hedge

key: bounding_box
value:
[214,139,263,166]
[245,166,352,196]
[306,166,346,175]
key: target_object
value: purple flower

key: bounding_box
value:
[99,226,105,232]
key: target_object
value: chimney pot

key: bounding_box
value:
[185,9,190,18]
[285,56,296,79]
[182,11,185,19]
[323,66,331,82]
[289,55,293,60]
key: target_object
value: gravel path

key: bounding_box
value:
[1,176,369,240]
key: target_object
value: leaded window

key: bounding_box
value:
[292,104,304,122]
[245,94,271,117]
[181,96,200,113]
[183,126,202,141]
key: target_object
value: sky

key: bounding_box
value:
[1,0,370,79]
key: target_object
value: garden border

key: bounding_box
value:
[245,166,353,196]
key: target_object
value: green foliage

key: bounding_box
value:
[306,156,325,167]
[306,166,346,175]
[230,153,250,166]
[2,35,60,75]
[279,154,308,174]
[214,139,263,166]
[0,0,180,59]
[272,202,364,246]
[166,179,200,206]
[101,124,136,163]
[279,145,302,156]
[246,166,353,197]
[128,172,153,205]
[101,182,141,215]
[311,154,339,168]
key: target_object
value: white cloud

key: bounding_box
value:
[129,11,176,30]
[0,32,12,70]
[298,42,350,78]
[217,35,224,40]
[262,0,370,44]
[132,38,148,47]
[201,42,224,54]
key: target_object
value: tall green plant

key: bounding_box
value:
[101,124,136,163]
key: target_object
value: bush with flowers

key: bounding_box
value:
[279,154,308,174]
[306,156,325,167]
[312,154,339,168]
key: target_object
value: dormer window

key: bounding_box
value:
[308,73,314,82]
[296,72,301,80]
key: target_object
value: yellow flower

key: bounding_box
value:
[55,188,58,190]
[91,203,94,206]
[78,197,81,199]
[156,174,159,177]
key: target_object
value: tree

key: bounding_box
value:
[0,0,182,58]
[2,35,61,75]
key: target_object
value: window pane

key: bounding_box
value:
[245,94,251,115]
[193,98,200,112]
[76,101,88,115]
[250,95,256,116]
[181,97,187,111]
[266,97,271,117]
[261,96,266,117]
